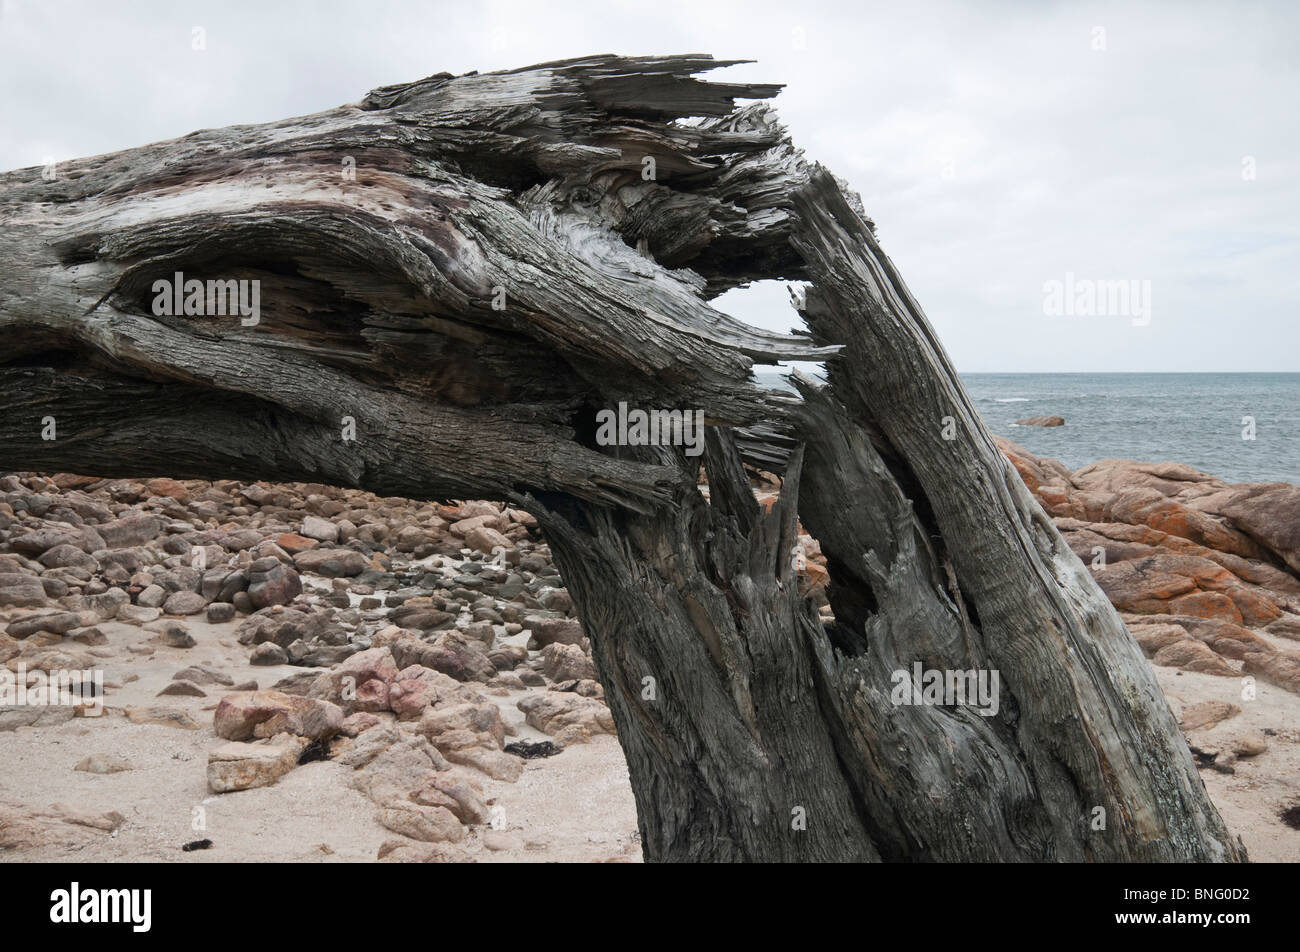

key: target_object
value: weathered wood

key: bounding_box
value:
[0,55,1243,862]
[789,169,1242,860]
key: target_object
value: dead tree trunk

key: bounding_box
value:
[0,55,1243,861]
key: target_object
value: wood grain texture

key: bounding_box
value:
[0,55,1243,862]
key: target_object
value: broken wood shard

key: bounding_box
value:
[0,54,1244,862]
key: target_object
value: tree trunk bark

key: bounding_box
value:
[0,55,1244,862]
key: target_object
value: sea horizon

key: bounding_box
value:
[755,371,1300,485]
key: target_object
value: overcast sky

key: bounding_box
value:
[2,0,1295,373]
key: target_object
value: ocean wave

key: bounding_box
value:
[992,397,1030,403]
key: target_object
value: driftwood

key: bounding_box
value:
[0,54,1244,861]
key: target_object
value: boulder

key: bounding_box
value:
[527,617,586,648]
[163,591,207,616]
[213,691,343,742]
[465,525,511,555]
[207,735,308,792]
[98,513,162,548]
[517,692,615,740]
[300,515,340,544]
[0,573,49,608]
[377,805,464,843]
[246,561,302,609]
[1207,483,1300,574]
[1151,639,1237,676]
[540,642,597,682]
[1179,700,1241,732]
[293,548,368,577]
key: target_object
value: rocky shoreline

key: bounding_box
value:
[1,445,1298,861]
[0,476,632,861]
[998,437,1300,697]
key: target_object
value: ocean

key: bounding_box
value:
[754,372,1300,485]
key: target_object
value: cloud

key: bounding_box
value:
[2,0,1295,371]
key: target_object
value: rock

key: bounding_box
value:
[443,747,523,782]
[540,642,597,682]
[246,561,302,609]
[300,515,340,543]
[0,573,49,607]
[238,606,347,651]
[213,691,344,742]
[386,633,495,684]
[68,626,108,646]
[375,838,464,862]
[38,543,98,571]
[163,591,206,616]
[145,477,190,502]
[1227,731,1268,758]
[389,604,455,631]
[117,604,161,625]
[1128,622,1189,656]
[0,707,76,731]
[394,526,432,552]
[293,548,368,577]
[378,805,465,843]
[450,514,499,537]
[1242,651,1300,694]
[7,611,81,638]
[1012,416,1064,427]
[249,642,289,665]
[8,526,104,556]
[173,665,234,686]
[74,753,135,774]
[517,692,615,740]
[335,645,401,684]
[350,735,449,805]
[552,678,604,698]
[482,830,522,851]
[417,701,506,752]
[335,725,402,768]
[465,525,511,555]
[65,587,129,623]
[518,669,547,687]
[488,645,527,671]
[411,771,490,824]
[527,617,586,648]
[123,706,200,730]
[1179,700,1241,732]
[216,569,250,602]
[157,679,207,697]
[207,735,308,792]
[1152,638,1237,676]
[206,602,237,623]
[339,712,381,737]
[1071,458,1226,498]
[273,532,319,554]
[1208,483,1300,574]
[0,803,125,851]
[153,621,196,649]
[98,513,162,548]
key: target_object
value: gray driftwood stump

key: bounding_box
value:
[0,55,1244,862]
